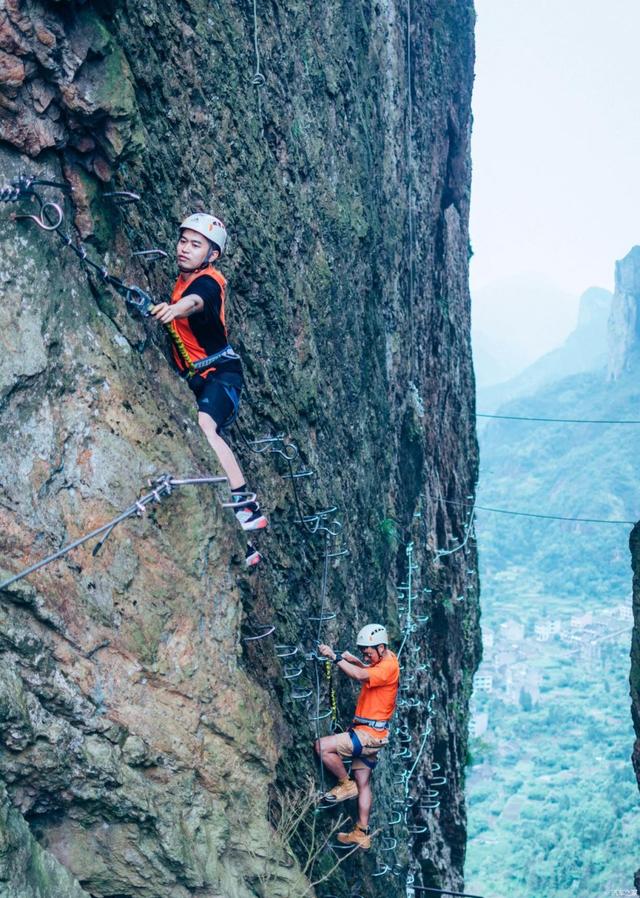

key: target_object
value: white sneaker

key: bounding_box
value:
[234,507,268,531]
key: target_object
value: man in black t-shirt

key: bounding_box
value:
[151,214,267,562]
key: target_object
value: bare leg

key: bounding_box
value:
[353,767,372,828]
[198,412,245,489]
[315,735,349,781]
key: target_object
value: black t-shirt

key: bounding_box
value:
[182,275,242,376]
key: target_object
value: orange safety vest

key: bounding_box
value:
[169,264,228,376]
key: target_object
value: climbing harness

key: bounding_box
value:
[352,716,390,731]
[0,474,227,591]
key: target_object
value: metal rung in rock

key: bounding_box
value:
[243,624,276,642]
[380,837,397,851]
[290,687,313,700]
[275,644,298,658]
[309,611,337,622]
[308,708,332,722]
[282,468,315,479]
[104,190,140,204]
[249,435,286,450]
[387,811,402,825]
[372,865,390,877]
[303,506,338,523]
[220,491,257,509]
[283,665,303,679]
[132,248,168,260]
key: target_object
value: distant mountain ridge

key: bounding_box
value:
[477,286,611,415]
[472,274,581,387]
[477,247,640,599]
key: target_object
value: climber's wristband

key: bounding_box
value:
[333,652,343,664]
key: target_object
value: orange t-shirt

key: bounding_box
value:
[353,650,400,738]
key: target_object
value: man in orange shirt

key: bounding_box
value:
[316,623,400,849]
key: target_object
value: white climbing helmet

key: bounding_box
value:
[180,213,228,256]
[356,623,389,647]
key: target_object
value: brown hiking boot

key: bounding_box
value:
[322,777,358,803]
[336,823,371,850]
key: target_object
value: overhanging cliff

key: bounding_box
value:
[0,1,479,896]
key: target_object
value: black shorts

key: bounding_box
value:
[188,371,243,431]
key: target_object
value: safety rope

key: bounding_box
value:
[325,660,339,727]
[477,412,640,424]
[250,0,265,128]
[0,474,226,591]
[443,498,635,526]
[1,176,199,376]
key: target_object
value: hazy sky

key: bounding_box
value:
[470,0,640,298]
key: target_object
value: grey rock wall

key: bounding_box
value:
[607,246,640,380]
[0,1,479,896]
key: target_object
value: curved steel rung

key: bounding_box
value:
[249,434,286,452]
[372,865,390,877]
[104,190,140,204]
[282,468,315,479]
[303,506,338,522]
[243,625,276,642]
[308,708,332,721]
[380,837,397,852]
[387,811,402,825]
[290,688,313,700]
[132,248,168,260]
[271,442,299,462]
[427,776,447,786]
[326,548,350,558]
[14,200,64,232]
[419,800,440,810]
[220,491,257,509]
[275,644,298,658]
[308,611,337,622]
[392,747,413,760]
[406,824,428,834]
[394,795,416,807]
[318,520,343,537]
[283,665,303,679]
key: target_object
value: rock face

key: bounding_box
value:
[0,2,479,897]
[607,246,640,380]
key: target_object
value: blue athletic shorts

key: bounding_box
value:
[188,371,242,431]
